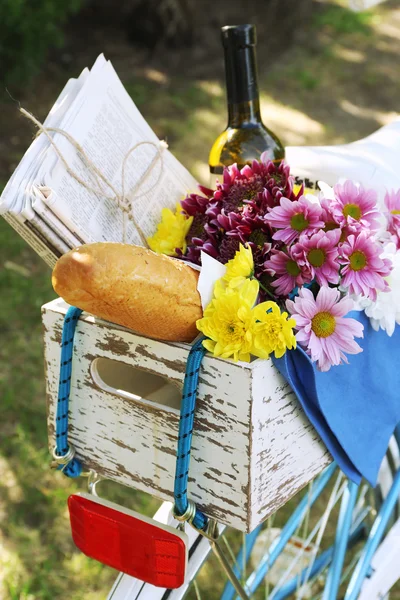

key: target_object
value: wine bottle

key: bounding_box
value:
[209,24,285,186]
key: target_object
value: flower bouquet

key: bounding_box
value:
[148,154,400,372]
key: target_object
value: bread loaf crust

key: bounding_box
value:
[52,243,203,342]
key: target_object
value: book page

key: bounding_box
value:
[41,58,199,245]
[2,213,58,267]
[23,211,70,255]
[31,187,83,248]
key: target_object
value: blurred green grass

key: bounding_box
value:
[0,219,163,599]
[1,0,400,598]
[312,3,377,34]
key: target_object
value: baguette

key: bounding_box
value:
[52,243,203,342]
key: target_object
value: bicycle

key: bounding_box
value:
[47,123,400,599]
[53,313,400,600]
[108,444,400,599]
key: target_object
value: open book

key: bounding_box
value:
[0,54,199,267]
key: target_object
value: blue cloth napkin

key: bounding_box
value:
[272,311,400,486]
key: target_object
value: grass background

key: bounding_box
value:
[1,0,400,598]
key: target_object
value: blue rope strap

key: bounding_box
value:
[173,336,208,531]
[54,306,83,477]
[54,308,209,530]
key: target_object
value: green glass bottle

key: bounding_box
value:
[209,24,285,186]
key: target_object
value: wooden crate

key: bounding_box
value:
[42,298,331,532]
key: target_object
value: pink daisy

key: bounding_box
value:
[340,232,392,301]
[286,286,364,372]
[384,189,400,242]
[266,196,325,245]
[320,197,340,233]
[264,248,312,296]
[331,180,380,234]
[292,229,341,287]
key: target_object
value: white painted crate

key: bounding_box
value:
[42,297,331,532]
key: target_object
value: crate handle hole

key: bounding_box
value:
[91,357,182,412]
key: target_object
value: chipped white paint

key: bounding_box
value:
[42,298,331,532]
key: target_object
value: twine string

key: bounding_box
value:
[20,107,168,245]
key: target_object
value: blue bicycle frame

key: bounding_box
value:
[222,450,400,600]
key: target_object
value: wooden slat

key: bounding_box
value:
[249,361,331,531]
[42,298,330,531]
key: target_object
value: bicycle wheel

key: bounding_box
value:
[182,434,400,600]
[106,441,400,600]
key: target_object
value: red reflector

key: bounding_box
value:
[68,493,187,588]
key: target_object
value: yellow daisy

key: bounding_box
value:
[197,279,259,362]
[224,244,254,289]
[147,203,193,256]
[251,301,297,359]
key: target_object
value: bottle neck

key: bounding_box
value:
[224,44,262,127]
[227,98,262,127]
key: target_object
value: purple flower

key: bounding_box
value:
[198,184,215,198]
[217,207,273,250]
[181,192,212,216]
[213,159,296,214]
[213,165,265,213]
[186,212,211,243]
[292,229,341,287]
[180,157,301,274]
[266,196,325,245]
[286,286,364,372]
[218,236,242,263]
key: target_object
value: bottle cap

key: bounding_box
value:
[221,24,256,48]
